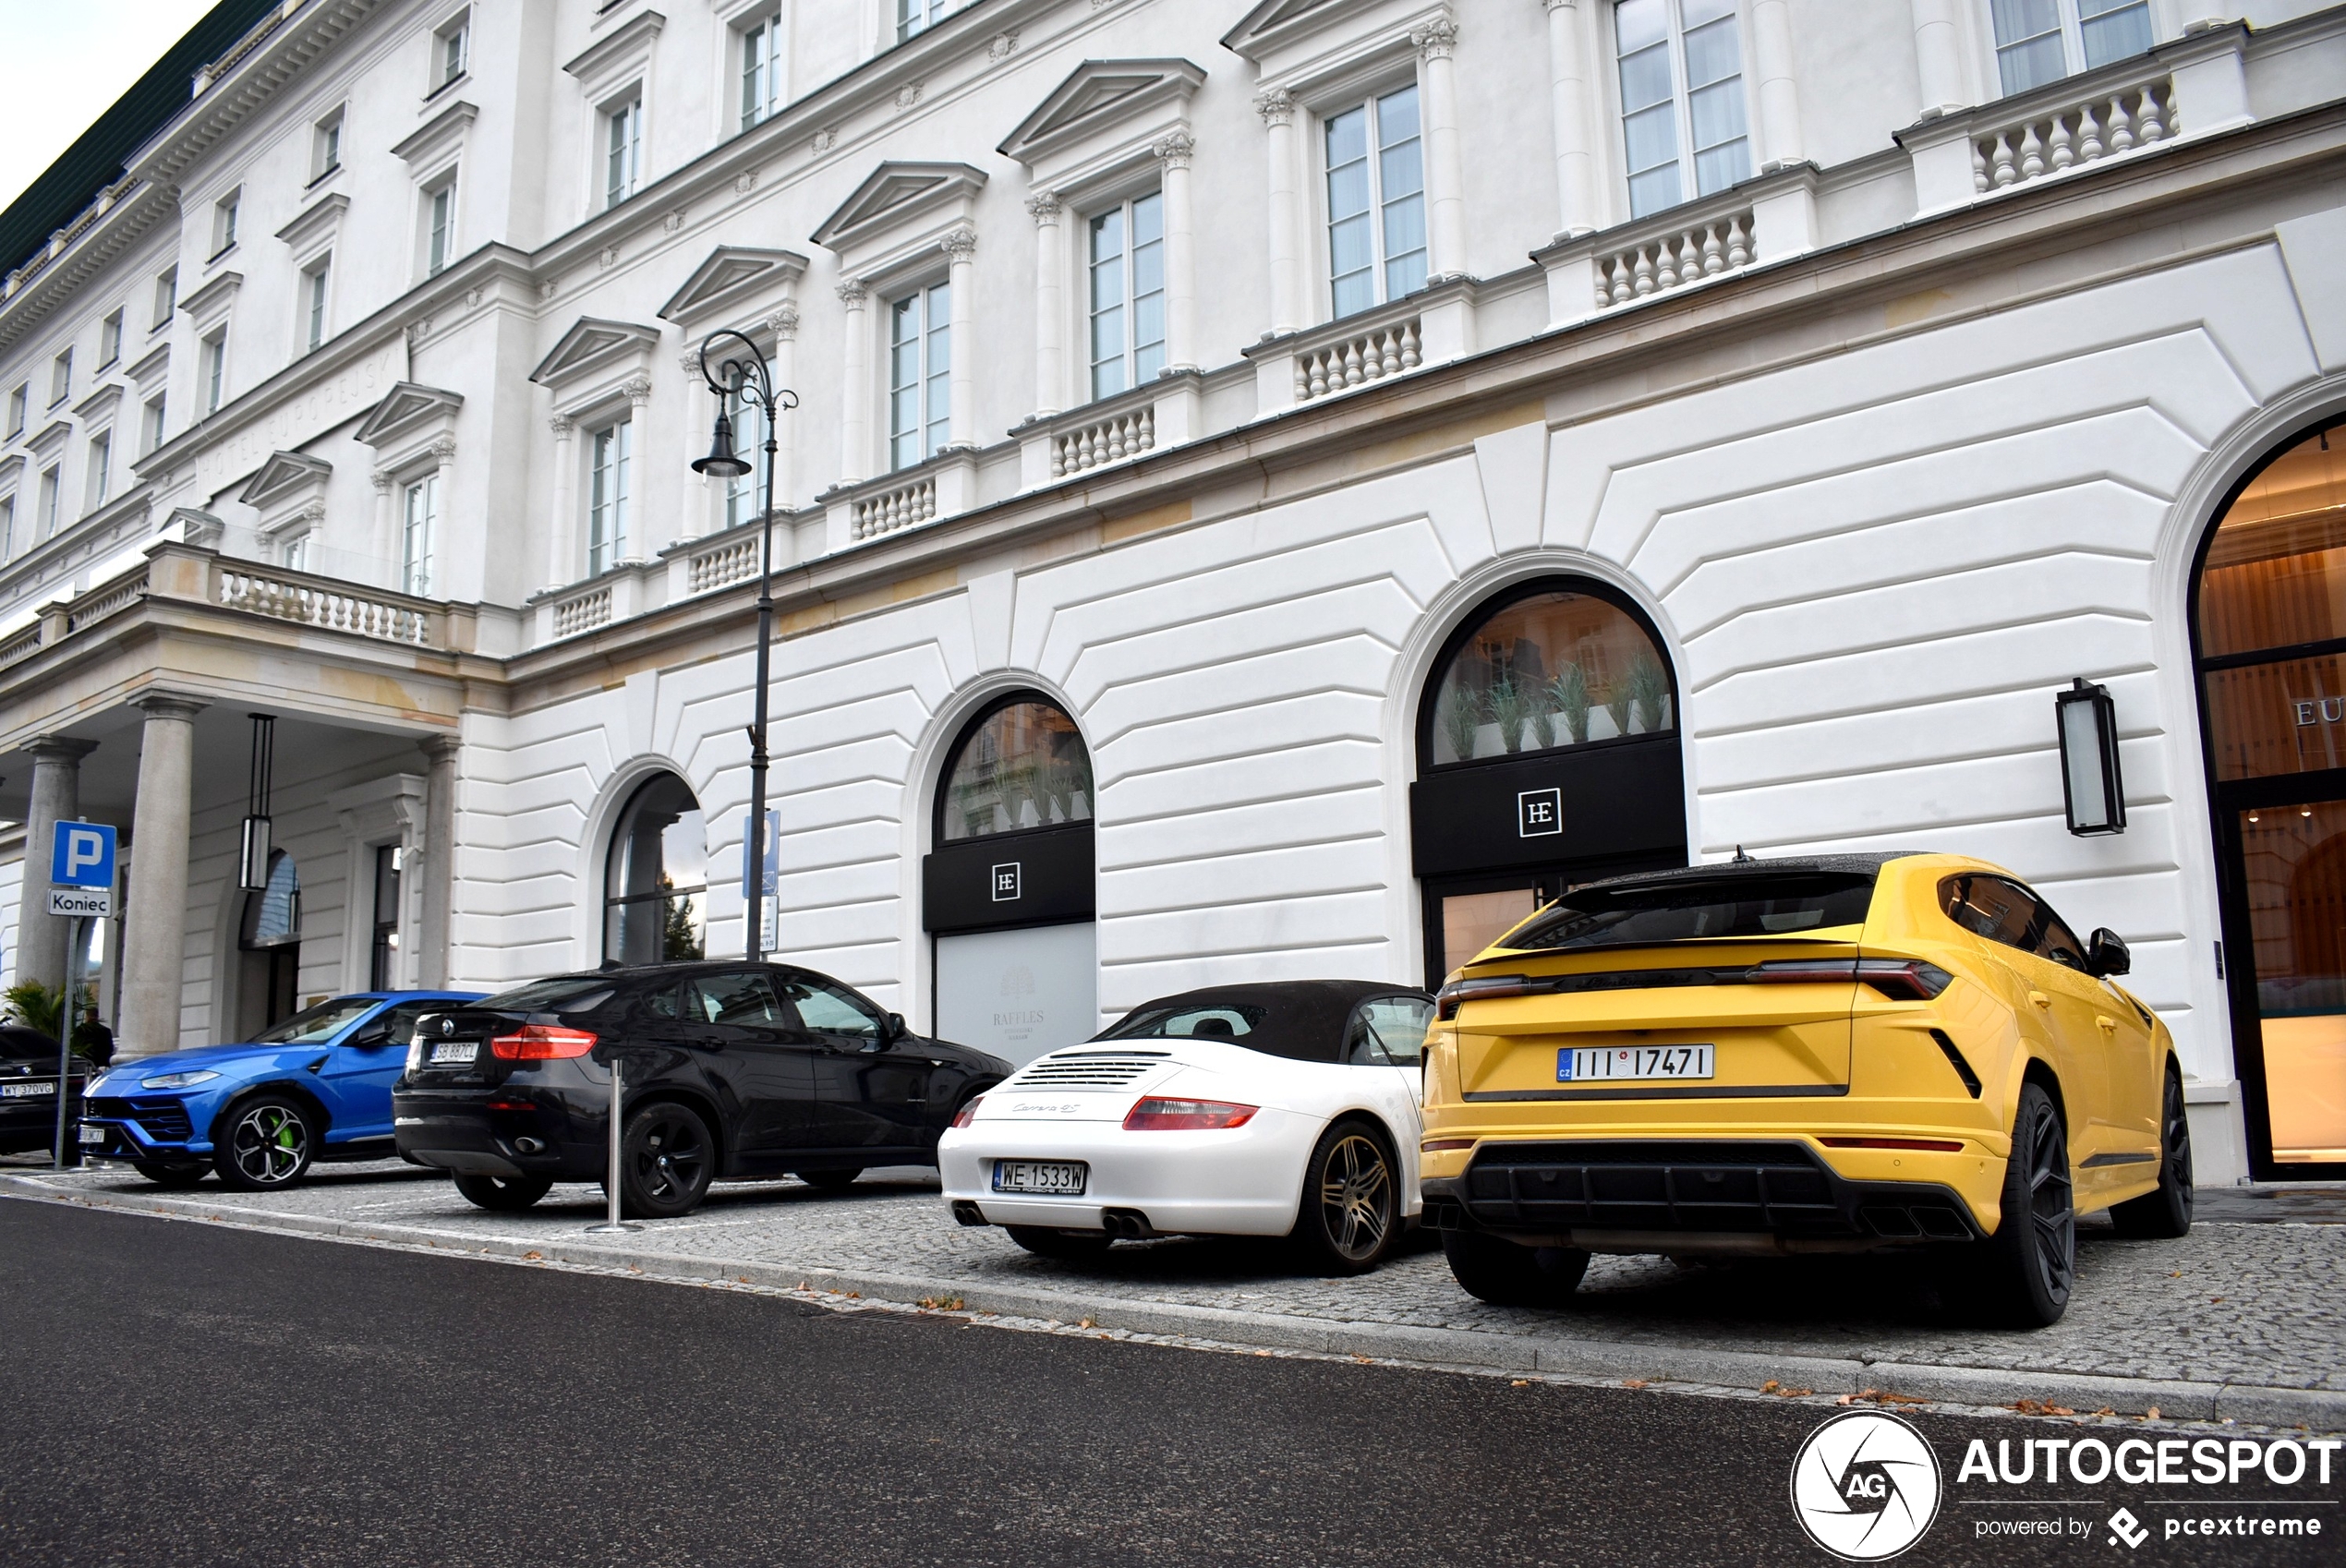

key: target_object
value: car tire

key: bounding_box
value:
[1005,1225,1115,1260]
[212,1094,318,1191]
[2110,1067,2193,1240]
[453,1174,553,1212]
[1289,1118,1404,1275]
[133,1161,207,1188]
[1969,1080,2076,1328]
[619,1102,714,1219]
[1440,1226,1590,1307]
[794,1168,862,1191]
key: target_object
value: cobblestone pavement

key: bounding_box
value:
[11,1157,2343,1402]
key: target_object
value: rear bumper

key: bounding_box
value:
[938,1114,1321,1237]
[393,1089,603,1180]
[1421,1139,1989,1255]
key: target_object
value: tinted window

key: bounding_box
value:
[1100,1004,1268,1041]
[1348,997,1434,1066]
[1941,875,2043,952]
[358,1003,439,1047]
[683,972,792,1028]
[252,996,379,1044]
[782,975,879,1039]
[0,1026,59,1059]
[1506,873,1875,953]
[479,978,619,1015]
[2035,905,2090,971]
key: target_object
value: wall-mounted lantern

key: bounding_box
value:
[238,712,275,888]
[2056,678,2125,836]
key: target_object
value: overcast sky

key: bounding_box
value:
[0,1,223,211]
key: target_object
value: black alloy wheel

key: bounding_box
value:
[453,1173,553,1212]
[794,1168,863,1191]
[1292,1119,1402,1274]
[619,1102,715,1219]
[1973,1080,2075,1327]
[1004,1226,1115,1260]
[133,1161,207,1188]
[1440,1227,1590,1308]
[2110,1067,2194,1239]
[212,1094,318,1191]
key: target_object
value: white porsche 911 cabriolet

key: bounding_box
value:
[938,980,1435,1273]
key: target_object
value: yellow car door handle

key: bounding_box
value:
[2029,990,2052,1009]
[2096,1015,2117,1033]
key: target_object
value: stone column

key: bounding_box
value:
[17,736,98,1005]
[1256,89,1303,334]
[1910,0,1968,117]
[942,226,978,450]
[766,303,800,513]
[1413,17,1469,279]
[1154,131,1199,371]
[417,735,459,989]
[117,694,205,1060]
[678,348,713,543]
[1542,0,1598,238]
[837,281,871,485]
[1026,194,1064,419]
[1751,0,1807,169]
[544,417,576,591]
[369,469,396,588]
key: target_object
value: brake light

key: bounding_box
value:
[1435,974,1530,1020]
[1747,959,1951,999]
[489,1025,598,1060]
[1421,1138,1476,1152]
[949,1095,982,1130]
[1122,1098,1258,1131]
[1820,1136,1965,1152]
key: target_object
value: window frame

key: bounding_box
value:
[402,470,440,596]
[1084,188,1167,404]
[897,0,946,44]
[200,328,227,414]
[141,392,166,456]
[603,92,645,211]
[83,428,110,513]
[211,189,240,259]
[932,689,1096,847]
[1988,0,2157,98]
[7,384,26,439]
[586,416,633,575]
[886,278,950,473]
[424,172,459,277]
[312,108,345,182]
[301,257,333,354]
[603,771,709,967]
[99,309,123,370]
[0,494,14,559]
[1320,80,1428,321]
[722,357,778,530]
[1611,0,1757,222]
[37,464,60,537]
[433,11,470,92]
[48,349,71,408]
[740,12,784,130]
[151,268,176,332]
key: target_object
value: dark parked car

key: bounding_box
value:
[0,1025,87,1159]
[394,962,1011,1217]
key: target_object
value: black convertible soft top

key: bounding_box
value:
[1094,979,1428,1064]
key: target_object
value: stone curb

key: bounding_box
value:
[10,1176,2341,1432]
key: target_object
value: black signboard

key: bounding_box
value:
[923,823,1095,935]
[1409,737,1685,879]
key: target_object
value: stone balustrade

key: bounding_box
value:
[1591,211,1755,310]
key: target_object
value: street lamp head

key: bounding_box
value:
[692,409,753,479]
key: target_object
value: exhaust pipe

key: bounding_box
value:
[950,1200,988,1227]
[1101,1207,1155,1240]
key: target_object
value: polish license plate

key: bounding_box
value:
[2,1081,54,1097]
[79,1124,105,1144]
[1558,1044,1715,1082]
[992,1159,1088,1196]
[429,1042,478,1065]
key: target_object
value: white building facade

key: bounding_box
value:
[1,0,2343,1184]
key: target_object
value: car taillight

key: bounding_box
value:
[1434,974,1530,1020]
[949,1095,982,1129]
[1820,1136,1965,1152]
[489,1025,598,1060]
[1123,1097,1258,1131]
[1747,959,1952,999]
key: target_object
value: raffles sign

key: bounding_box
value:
[185,339,405,500]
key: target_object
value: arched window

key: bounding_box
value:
[604,773,707,965]
[238,850,300,948]
[937,697,1094,842]
[1421,585,1676,767]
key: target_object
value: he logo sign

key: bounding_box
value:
[1517,788,1563,838]
[991,862,1022,902]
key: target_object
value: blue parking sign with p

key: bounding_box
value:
[51,821,116,888]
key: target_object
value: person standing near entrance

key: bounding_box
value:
[71,1007,114,1069]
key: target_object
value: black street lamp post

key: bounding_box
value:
[693,328,797,962]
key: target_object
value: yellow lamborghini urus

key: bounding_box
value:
[1417,852,2192,1327]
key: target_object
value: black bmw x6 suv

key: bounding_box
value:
[393,961,1010,1217]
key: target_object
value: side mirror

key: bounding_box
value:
[2086,928,2131,978]
[886,1012,907,1041]
[345,1028,390,1050]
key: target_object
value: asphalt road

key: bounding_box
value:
[0,1200,2333,1568]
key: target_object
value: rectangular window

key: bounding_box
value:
[888,281,949,472]
[370,844,403,990]
[38,465,59,537]
[0,496,14,558]
[427,176,457,275]
[436,15,468,89]
[49,349,71,406]
[403,473,438,596]
[313,109,344,180]
[152,268,176,330]
[741,17,783,130]
[897,0,944,42]
[201,330,226,413]
[1615,0,1751,220]
[282,531,308,572]
[142,393,166,455]
[1325,83,1426,320]
[7,385,24,439]
[85,430,109,513]
[1087,191,1166,402]
[303,259,331,352]
[99,309,123,369]
[605,96,643,210]
[212,190,239,257]
[1991,0,2154,96]
[723,367,776,530]
[588,419,632,575]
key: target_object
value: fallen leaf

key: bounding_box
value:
[1762,1380,1781,1393]
[522,1250,542,1260]
[2145,1406,2160,1421]
[1254,1349,1274,1357]
[1621,1379,1648,1389]
[2095,1407,2115,1417]
[2210,1297,2225,1305]
[844,1291,860,1300]
[1511,1380,1530,1388]
[1776,1387,1813,1399]
[1078,1318,1095,1329]
[2013,1399,2074,1417]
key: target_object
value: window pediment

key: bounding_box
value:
[29,419,72,461]
[177,270,242,327]
[127,344,171,395]
[355,381,466,449]
[1226,0,1448,92]
[72,383,125,426]
[274,191,349,257]
[392,100,477,167]
[564,8,665,92]
[237,449,333,512]
[812,162,986,281]
[658,246,807,330]
[530,317,659,391]
[999,59,1207,185]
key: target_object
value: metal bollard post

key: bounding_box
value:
[585,1049,641,1234]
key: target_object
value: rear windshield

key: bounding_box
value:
[253,997,380,1044]
[1501,873,1876,953]
[478,978,619,1016]
[1099,1003,1268,1042]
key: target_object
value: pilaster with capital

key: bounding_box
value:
[415,734,460,990]
[1909,0,1967,117]
[1256,89,1302,333]
[1540,0,1599,238]
[1750,0,1806,169]
[838,280,872,486]
[1027,194,1065,419]
[545,416,578,590]
[1154,131,1200,371]
[1413,16,1469,278]
[940,227,978,450]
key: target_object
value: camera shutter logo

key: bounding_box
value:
[1518,788,1563,838]
[991,862,1022,902]
[1789,1410,1942,1561]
